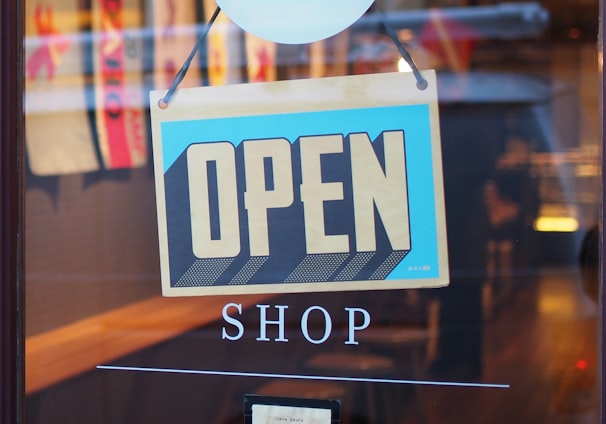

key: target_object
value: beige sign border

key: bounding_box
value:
[150,71,448,296]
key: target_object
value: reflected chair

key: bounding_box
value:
[305,351,396,424]
[303,296,439,424]
[256,379,347,400]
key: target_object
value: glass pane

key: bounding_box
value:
[25,0,601,423]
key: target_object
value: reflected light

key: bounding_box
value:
[398,57,412,73]
[576,359,588,370]
[538,295,576,317]
[534,216,579,232]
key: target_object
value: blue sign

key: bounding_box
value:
[151,71,448,296]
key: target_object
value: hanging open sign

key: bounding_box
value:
[150,71,448,296]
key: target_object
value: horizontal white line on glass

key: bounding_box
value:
[96,365,510,389]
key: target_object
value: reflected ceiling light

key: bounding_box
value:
[533,216,579,232]
[398,57,412,73]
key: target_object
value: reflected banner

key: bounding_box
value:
[150,71,448,296]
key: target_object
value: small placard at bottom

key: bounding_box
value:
[244,395,340,424]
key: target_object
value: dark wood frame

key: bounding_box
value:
[0,1,603,423]
[0,0,24,423]
[601,0,605,421]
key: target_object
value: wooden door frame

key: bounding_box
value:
[0,1,604,423]
[600,0,605,422]
[0,0,24,423]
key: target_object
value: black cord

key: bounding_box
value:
[378,10,428,90]
[158,5,427,108]
[159,6,222,108]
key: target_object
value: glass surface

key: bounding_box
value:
[24,0,601,423]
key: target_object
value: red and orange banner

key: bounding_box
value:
[25,0,101,175]
[245,33,276,83]
[92,0,147,169]
[203,0,243,86]
[420,8,479,72]
[309,31,350,79]
[150,0,201,90]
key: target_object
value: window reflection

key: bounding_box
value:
[25,0,601,423]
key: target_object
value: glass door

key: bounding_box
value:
[20,1,604,423]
